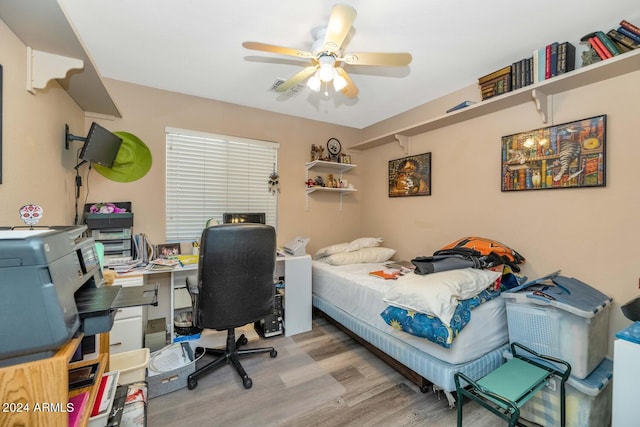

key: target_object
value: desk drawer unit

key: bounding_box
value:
[110,317,143,354]
[110,275,145,354]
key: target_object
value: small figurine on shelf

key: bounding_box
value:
[305,178,315,187]
[311,144,324,162]
[326,174,338,188]
[314,176,325,187]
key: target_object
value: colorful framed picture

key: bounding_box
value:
[501,115,606,191]
[157,243,181,258]
[388,152,431,197]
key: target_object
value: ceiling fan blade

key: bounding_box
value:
[276,65,319,92]
[342,52,412,66]
[336,68,358,98]
[242,41,314,59]
[323,4,357,53]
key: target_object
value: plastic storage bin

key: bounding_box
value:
[503,274,612,379]
[147,343,195,398]
[517,357,613,427]
[109,348,150,384]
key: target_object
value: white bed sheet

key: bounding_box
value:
[312,261,508,364]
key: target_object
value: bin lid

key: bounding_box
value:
[504,273,612,318]
[568,357,612,396]
[616,321,640,344]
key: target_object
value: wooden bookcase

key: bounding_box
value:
[0,334,109,427]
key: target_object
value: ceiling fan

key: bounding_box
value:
[242,4,412,98]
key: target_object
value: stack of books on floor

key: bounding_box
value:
[477,18,639,101]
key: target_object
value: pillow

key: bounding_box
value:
[349,237,383,251]
[317,247,396,266]
[382,268,501,326]
[313,237,384,259]
[313,242,352,259]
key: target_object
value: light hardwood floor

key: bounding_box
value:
[148,313,533,426]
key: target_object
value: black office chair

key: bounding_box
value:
[186,223,278,390]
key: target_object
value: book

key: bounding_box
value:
[620,20,640,37]
[589,37,610,60]
[617,26,640,44]
[549,42,559,78]
[544,43,552,79]
[68,392,90,427]
[446,100,476,113]
[595,31,621,56]
[612,40,632,53]
[478,65,511,85]
[608,28,640,50]
[91,374,109,416]
[369,269,401,280]
[68,362,99,390]
[536,47,546,82]
[556,41,576,74]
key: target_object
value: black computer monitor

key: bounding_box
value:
[77,122,123,168]
[222,213,266,224]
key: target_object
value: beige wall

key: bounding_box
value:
[82,79,362,253]
[357,71,640,351]
[0,19,85,226]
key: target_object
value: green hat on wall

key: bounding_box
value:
[94,131,152,182]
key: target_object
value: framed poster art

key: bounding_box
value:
[501,114,606,192]
[388,152,431,197]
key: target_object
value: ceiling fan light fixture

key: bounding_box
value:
[318,64,335,82]
[307,74,321,92]
[333,74,347,91]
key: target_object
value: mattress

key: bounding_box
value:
[312,261,508,365]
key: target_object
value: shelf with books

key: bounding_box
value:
[352,48,640,151]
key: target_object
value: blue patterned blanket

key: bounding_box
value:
[380,288,502,348]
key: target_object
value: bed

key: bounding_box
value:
[311,260,510,405]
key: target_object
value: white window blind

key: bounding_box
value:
[165,127,278,242]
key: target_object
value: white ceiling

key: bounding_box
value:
[55,0,639,129]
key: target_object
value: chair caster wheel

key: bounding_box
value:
[243,377,253,389]
[187,378,198,390]
[240,336,248,345]
[270,349,278,358]
[420,385,429,393]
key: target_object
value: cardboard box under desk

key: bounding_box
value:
[147,343,195,398]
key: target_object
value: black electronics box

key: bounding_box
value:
[83,202,133,229]
[254,293,283,338]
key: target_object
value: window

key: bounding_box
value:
[165,127,278,242]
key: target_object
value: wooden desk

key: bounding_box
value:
[0,333,109,427]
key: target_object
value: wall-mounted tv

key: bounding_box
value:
[76,122,123,169]
[222,213,266,224]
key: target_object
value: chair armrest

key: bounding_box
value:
[185,277,199,307]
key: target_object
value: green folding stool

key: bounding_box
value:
[454,342,571,427]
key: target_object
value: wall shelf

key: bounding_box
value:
[305,160,357,211]
[306,186,357,195]
[305,160,357,173]
[352,49,640,151]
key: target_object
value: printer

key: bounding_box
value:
[0,225,156,367]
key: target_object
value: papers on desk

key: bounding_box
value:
[108,259,143,273]
[146,258,180,271]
